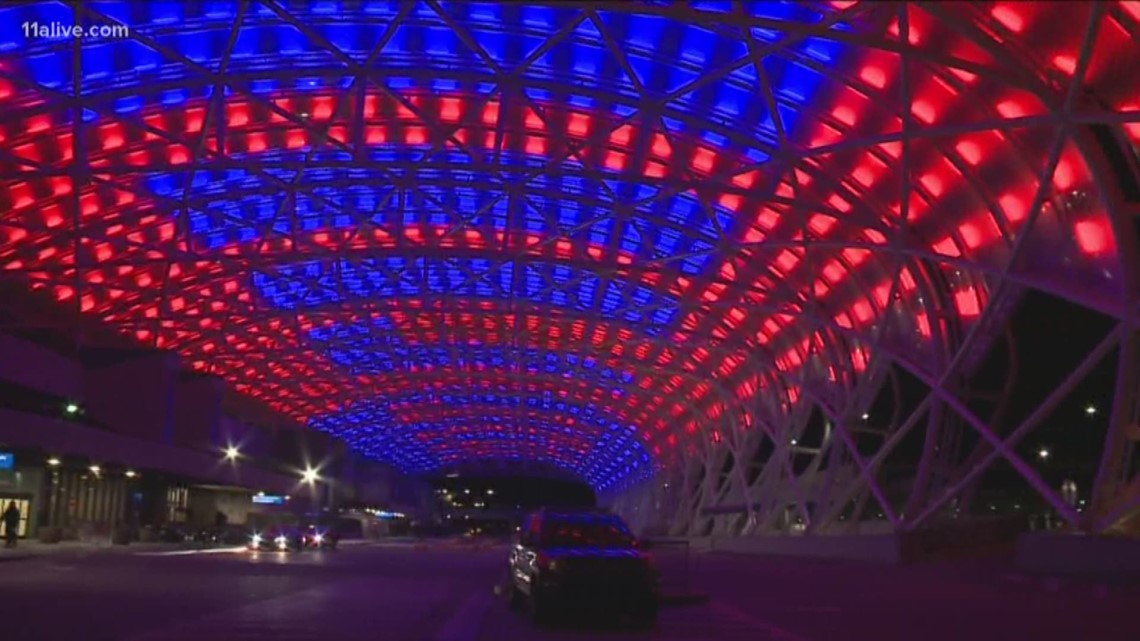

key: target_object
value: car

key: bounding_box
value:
[154,524,191,543]
[192,525,250,546]
[507,509,660,628]
[248,526,304,552]
[301,525,339,550]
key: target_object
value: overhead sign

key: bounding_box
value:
[251,494,286,505]
[0,453,13,470]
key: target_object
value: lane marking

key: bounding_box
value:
[710,600,815,641]
[434,589,494,641]
[134,546,247,557]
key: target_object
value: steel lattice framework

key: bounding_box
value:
[0,2,1138,517]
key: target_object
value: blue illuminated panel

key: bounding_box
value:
[253,259,680,335]
[0,0,852,490]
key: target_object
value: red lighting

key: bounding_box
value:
[919,173,944,197]
[312,96,335,120]
[911,100,937,124]
[886,17,921,44]
[604,151,626,171]
[990,5,1025,33]
[567,113,590,137]
[1123,2,1140,22]
[227,102,250,127]
[246,132,267,153]
[366,126,387,144]
[954,287,982,317]
[525,136,546,155]
[440,97,462,123]
[287,130,307,149]
[996,100,1026,119]
[0,61,1125,475]
[691,147,716,174]
[955,140,983,166]
[482,101,499,126]
[1052,54,1078,75]
[832,105,856,126]
[1074,219,1112,255]
[999,193,1028,224]
[859,66,887,89]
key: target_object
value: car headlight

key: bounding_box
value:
[314,534,323,544]
[251,534,262,545]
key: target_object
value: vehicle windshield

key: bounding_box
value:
[539,517,636,549]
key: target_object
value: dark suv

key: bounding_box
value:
[507,509,659,627]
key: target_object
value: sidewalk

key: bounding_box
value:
[0,540,183,562]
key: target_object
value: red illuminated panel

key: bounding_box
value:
[0,24,1125,466]
[1073,218,1114,256]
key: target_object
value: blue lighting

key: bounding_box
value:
[251,257,680,334]
[0,0,852,490]
[310,394,653,487]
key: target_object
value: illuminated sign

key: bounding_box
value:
[0,453,13,470]
[251,494,286,505]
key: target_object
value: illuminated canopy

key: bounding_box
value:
[1,1,1137,491]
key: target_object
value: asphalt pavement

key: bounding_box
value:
[0,543,1137,641]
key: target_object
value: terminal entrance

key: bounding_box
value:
[0,496,31,538]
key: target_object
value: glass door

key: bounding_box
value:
[1,497,32,537]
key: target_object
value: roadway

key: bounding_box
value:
[0,541,1135,641]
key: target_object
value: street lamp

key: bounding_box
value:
[125,470,137,478]
[301,467,319,484]
[1038,448,1050,460]
[64,402,80,415]
[224,446,240,461]
[47,457,61,467]
[1085,404,1097,416]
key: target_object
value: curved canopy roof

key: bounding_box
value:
[1,1,1137,491]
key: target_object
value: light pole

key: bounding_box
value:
[301,467,321,512]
